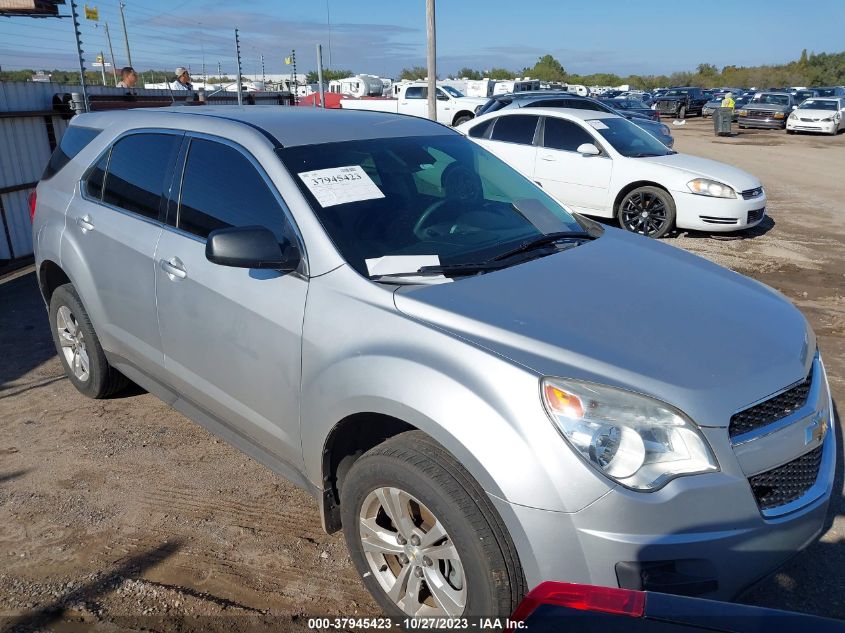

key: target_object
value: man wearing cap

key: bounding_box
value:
[170,67,193,91]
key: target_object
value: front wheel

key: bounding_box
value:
[678,105,686,119]
[341,431,525,619]
[452,113,473,127]
[617,186,676,238]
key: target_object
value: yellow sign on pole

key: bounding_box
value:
[284,56,292,65]
[84,4,99,21]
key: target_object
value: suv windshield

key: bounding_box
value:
[589,118,674,158]
[753,94,790,106]
[798,99,837,110]
[278,135,588,279]
[664,89,692,96]
[440,86,465,98]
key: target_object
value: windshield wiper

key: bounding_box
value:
[488,231,594,262]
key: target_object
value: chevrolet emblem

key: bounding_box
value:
[805,413,829,446]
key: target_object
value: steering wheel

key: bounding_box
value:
[413,199,454,240]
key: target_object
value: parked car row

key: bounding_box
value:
[30,103,835,623]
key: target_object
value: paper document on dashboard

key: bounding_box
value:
[298,165,385,207]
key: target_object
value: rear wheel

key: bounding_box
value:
[341,431,525,619]
[49,284,128,398]
[617,186,676,238]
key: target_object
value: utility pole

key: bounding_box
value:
[261,53,265,85]
[326,0,332,69]
[291,49,298,105]
[98,51,107,85]
[104,23,118,85]
[69,0,88,111]
[316,44,325,108]
[234,28,243,106]
[217,60,222,81]
[119,2,132,67]
[426,0,437,121]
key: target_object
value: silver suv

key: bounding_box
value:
[33,106,835,619]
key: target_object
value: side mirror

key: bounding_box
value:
[436,92,449,101]
[577,143,601,156]
[206,225,299,271]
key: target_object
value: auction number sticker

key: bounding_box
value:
[586,119,609,130]
[298,165,385,208]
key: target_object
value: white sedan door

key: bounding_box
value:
[533,116,613,216]
[474,113,540,180]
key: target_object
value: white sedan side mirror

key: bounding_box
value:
[577,143,601,156]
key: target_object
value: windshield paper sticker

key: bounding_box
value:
[298,165,385,207]
[365,255,441,277]
[587,119,608,130]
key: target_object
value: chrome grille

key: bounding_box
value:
[748,445,823,511]
[747,110,776,118]
[729,368,813,439]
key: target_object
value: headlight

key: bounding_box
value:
[821,116,836,122]
[773,112,785,119]
[737,109,748,116]
[542,378,718,490]
[687,178,736,198]
[660,124,670,135]
[789,112,798,120]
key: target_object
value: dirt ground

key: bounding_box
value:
[1,117,844,631]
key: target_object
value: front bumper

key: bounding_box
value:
[738,114,787,129]
[672,189,766,232]
[492,408,835,601]
[786,118,837,133]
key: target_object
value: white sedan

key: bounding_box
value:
[786,98,844,135]
[457,108,766,238]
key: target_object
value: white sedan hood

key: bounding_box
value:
[640,153,761,192]
[792,108,839,119]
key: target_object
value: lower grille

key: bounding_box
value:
[749,445,823,511]
[747,208,764,223]
[699,215,738,225]
[729,367,813,439]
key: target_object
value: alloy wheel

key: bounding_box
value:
[620,191,669,237]
[359,486,467,617]
[56,305,90,381]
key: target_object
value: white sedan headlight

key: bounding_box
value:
[542,378,718,490]
[687,178,737,199]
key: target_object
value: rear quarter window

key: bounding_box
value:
[42,125,101,180]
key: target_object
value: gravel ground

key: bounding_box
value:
[0,116,843,631]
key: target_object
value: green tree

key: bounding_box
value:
[523,54,567,82]
[487,67,516,80]
[399,66,429,81]
[455,67,482,80]
[305,68,354,83]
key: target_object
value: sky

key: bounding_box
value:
[1,0,843,79]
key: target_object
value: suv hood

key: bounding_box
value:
[745,102,791,112]
[393,229,811,427]
[639,153,760,191]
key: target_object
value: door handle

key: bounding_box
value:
[75,215,94,232]
[160,257,187,280]
[539,153,556,161]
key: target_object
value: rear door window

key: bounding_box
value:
[101,133,182,221]
[542,117,596,152]
[176,138,295,244]
[405,87,426,99]
[489,114,540,145]
[468,118,494,138]
[43,125,101,180]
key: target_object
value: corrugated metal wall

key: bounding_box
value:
[0,81,281,265]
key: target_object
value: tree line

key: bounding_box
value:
[401,50,845,88]
[3,50,843,89]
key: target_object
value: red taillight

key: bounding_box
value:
[509,582,645,625]
[28,190,37,222]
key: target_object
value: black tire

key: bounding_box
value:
[341,431,525,619]
[452,113,473,127]
[678,105,686,119]
[786,129,795,135]
[617,185,676,238]
[49,283,128,399]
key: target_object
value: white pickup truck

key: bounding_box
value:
[340,82,488,127]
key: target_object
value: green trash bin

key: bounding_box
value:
[714,107,733,136]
